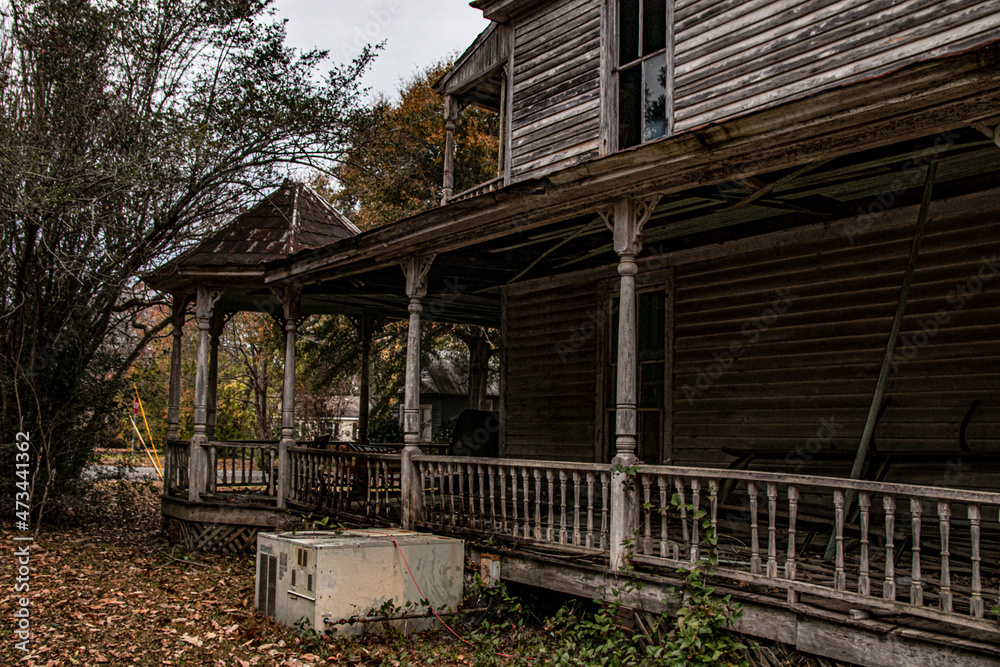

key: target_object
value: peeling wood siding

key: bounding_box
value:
[510,0,602,181]
[673,0,1000,132]
[502,278,603,461]
[671,208,1000,489]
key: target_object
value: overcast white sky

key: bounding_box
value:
[272,0,491,99]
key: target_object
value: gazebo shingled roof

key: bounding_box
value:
[146,180,360,294]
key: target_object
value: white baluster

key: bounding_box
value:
[767,483,779,578]
[911,498,923,606]
[969,503,983,619]
[787,485,800,604]
[833,489,846,590]
[938,500,952,613]
[884,494,896,601]
[859,491,871,597]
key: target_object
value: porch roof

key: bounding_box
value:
[433,21,509,110]
[262,44,1000,327]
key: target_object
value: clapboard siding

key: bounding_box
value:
[502,278,603,461]
[510,0,602,181]
[674,0,1000,131]
[671,204,1000,488]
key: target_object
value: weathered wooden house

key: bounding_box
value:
[150,2,1000,664]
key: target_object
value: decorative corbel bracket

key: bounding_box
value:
[170,293,193,331]
[603,196,662,257]
[209,309,234,338]
[195,287,223,322]
[402,254,436,299]
[268,283,306,327]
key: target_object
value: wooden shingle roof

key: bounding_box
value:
[147,181,359,293]
[175,181,358,269]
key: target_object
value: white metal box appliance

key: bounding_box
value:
[256,530,464,635]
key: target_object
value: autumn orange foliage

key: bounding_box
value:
[332,61,500,231]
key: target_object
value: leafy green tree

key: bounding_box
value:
[0,0,374,521]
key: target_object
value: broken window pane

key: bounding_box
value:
[643,53,667,142]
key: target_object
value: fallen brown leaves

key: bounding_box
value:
[0,480,501,667]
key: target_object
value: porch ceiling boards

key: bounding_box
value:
[265,45,1000,327]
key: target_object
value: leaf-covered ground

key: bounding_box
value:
[0,481,498,667]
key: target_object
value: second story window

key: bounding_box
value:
[618,0,668,149]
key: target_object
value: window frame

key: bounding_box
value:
[603,0,675,154]
[420,404,434,444]
[602,285,670,464]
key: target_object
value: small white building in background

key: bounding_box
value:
[295,395,361,443]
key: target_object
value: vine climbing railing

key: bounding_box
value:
[632,465,1000,633]
[166,439,1000,634]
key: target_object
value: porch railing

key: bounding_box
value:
[166,441,1000,633]
[449,175,505,203]
[164,439,189,497]
[286,447,401,522]
[412,455,612,555]
[632,465,1000,633]
[208,441,278,498]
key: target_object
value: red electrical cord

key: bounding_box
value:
[355,530,527,661]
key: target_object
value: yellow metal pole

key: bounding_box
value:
[134,385,163,475]
[129,414,162,477]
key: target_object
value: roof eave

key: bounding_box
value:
[266,44,1000,286]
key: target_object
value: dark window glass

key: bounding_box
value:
[609,296,620,353]
[640,363,664,408]
[619,0,668,149]
[638,290,665,360]
[606,290,666,461]
[618,64,642,149]
[643,53,667,142]
[638,411,661,461]
[643,0,667,56]
[619,0,640,64]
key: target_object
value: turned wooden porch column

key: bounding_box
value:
[355,314,375,444]
[441,95,458,205]
[166,294,188,442]
[204,310,226,494]
[205,310,226,441]
[401,254,435,529]
[190,286,221,503]
[606,197,659,570]
[277,284,303,510]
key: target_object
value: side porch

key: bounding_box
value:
[154,48,1000,666]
